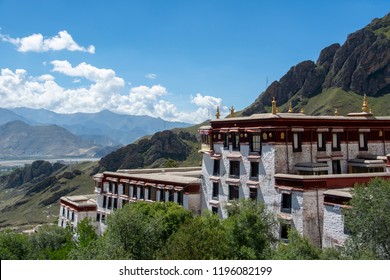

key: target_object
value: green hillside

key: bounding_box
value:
[0,161,97,230]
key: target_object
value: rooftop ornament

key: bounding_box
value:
[215,106,220,119]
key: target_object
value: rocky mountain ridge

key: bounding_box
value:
[242,13,390,115]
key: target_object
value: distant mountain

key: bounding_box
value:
[9,108,191,145]
[0,120,116,158]
[242,13,390,116]
[0,108,31,126]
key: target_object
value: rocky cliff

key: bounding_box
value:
[242,13,390,115]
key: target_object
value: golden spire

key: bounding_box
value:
[272,97,277,114]
[215,106,220,119]
[335,108,339,116]
[230,106,235,118]
[300,107,305,114]
[288,102,293,113]
[362,94,368,113]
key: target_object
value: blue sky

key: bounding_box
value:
[0,0,389,123]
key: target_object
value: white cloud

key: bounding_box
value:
[145,73,157,79]
[0,63,226,124]
[0,30,95,54]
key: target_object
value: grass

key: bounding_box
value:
[0,161,98,230]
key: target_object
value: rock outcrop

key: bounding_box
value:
[242,13,390,115]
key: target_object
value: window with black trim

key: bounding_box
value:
[250,133,262,154]
[108,197,112,209]
[250,161,259,178]
[96,213,100,222]
[317,132,326,151]
[229,185,239,200]
[223,133,229,149]
[123,183,130,196]
[113,182,118,194]
[132,185,138,198]
[292,132,302,152]
[213,159,220,176]
[169,189,174,202]
[140,186,145,199]
[232,132,240,151]
[229,161,240,177]
[249,188,258,200]
[177,191,183,205]
[281,193,292,213]
[108,181,112,193]
[332,160,341,174]
[332,132,341,151]
[113,198,117,209]
[280,223,291,240]
[212,206,219,214]
[159,189,165,202]
[102,195,107,208]
[212,182,219,199]
[359,132,368,151]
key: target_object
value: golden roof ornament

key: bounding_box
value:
[288,102,293,113]
[300,107,305,114]
[271,97,277,114]
[362,94,368,113]
[215,106,220,119]
[230,106,235,118]
[335,108,339,116]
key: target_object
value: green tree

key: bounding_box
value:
[223,199,277,259]
[75,218,97,248]
[28,224,74,259]
[0,230,32,260]
[344,177,390,259]
[104,202,192,259]
[272,229,322,260]
[159,211,231,259]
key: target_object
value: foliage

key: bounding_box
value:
[28,225,74,259]
[344,178,390,259]
[272,229,321,260]
[104,202,192,259]
[0,229,32,260]
[159,211,231,260]
[224,199,277,259]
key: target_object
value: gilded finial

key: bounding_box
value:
[272,97,277,114]
[335,108,339,116]
[300,107,305,114]
[362,94,368,113]
[288,102,293,113]
[215,106,220,119]
[230,106,235,118]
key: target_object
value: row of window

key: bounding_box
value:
[61,206,75,221]
[212,183,258,201]
[294,132,369,152]
[204,131,369,153]
[101,188,184,209]
[213,160,259,178]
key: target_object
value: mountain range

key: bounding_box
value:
[0,108,190,159]
[1,13,390,229]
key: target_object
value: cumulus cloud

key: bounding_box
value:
[0,30,95,53]
[145,73,157,79]
[0,63,226,124]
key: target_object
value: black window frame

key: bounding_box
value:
[228,185,239,200]
[359,132,368,151]
[317,132,326,151]
[229,160,240,178]
[332,160,341,174]
[212,182,219,199]
[250,161,259,178]
[281,193,292,213]
[292,132,302,152]
[232,132,240,151]
[249,133,262,154]
[213,159,220,176]
[223,133,229,149]
[249,188,258,200]
[331,132,341,151]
